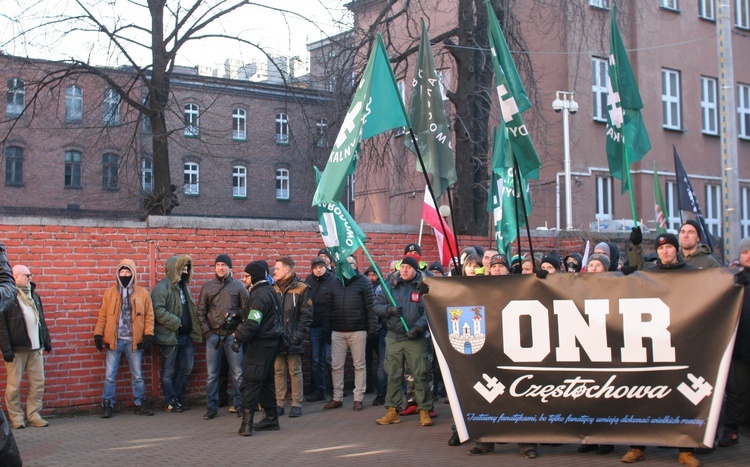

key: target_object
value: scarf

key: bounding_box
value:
[17,285,40,326]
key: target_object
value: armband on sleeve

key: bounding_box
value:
[247,309,264,324]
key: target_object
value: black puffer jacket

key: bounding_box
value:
[0,243,15,315]
[235,281,283,342]
[0,282,52,355]
[304,270,335,328]
[325,273,376,334]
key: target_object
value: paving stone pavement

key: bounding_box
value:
[12,394,750,466]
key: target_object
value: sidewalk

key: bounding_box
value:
[13,394,748,466]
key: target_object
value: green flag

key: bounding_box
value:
[606,6,651,193]
[488,122,531,256]
[405,20,456,199]
[312,34,410,206]
[653,161,667,234]
[315,167,366,281]
[486,1,541,180]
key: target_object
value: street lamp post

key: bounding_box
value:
[552,91,578,230]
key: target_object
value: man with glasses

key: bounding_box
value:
[197,254,249,420]
[0,264,52,428]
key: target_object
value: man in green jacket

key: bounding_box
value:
[151,255,202,412]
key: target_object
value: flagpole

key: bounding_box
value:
[513,161,537,270]
[407,128,460,274]
[418,219,425,246]
[356,237,409,332]
[625,148,639,228]
[445,187,461,274]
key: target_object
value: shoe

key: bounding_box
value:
[165,402,183,413]
[678,451,701,467]
[597,444,614,454]
[324,400,343,410]
[375,407,400,425]
[372,395,385,406]
[203,408,218,420]
[276,406,285,416]
[306,391,325,402]
[228,406,237,413]
[353,401,364,411]
[621,448,645,463]
[177,399,191,411]
[521,447,537,459]
[288,406,302,418]
[27,417,49,427]
[400,404,418,416]
[718,426,739,447]
[448,430,461,446]
[253,409,280,431]
[578,444,597,453]
[468,443,494,455]
[238,409,253,437]
[101,401,113,419]
[12,423,25,429]
[420,409,433,426]
[429,409,437,418]
[134,404,154,416]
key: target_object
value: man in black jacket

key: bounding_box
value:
[323,258,377,412]
[0,263,52,429]
[233,261,283,436]
[304,257,334,402]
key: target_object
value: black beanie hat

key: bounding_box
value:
[655,233,679,250]
[404,243,422,255]
[681,219,702,241]
[401,255,420,271]
[215,254,232,269]
[244,261,268,284]
[541,252,561,271]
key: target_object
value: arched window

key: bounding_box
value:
[275,113,289,144]
[6,78,25,116]
[233,108,246,140]
[184,104,199,137]
[233,165,247,197]
[103,88,120,125]
[66,85,83,123]
[64,150,82,188]
[184,162,199,194]
[276,168,289,200]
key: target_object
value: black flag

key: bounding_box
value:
[673,145,715,249]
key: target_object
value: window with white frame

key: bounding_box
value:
[665,181,682,232]
[66,85,83,123]
[660,0,678,10]
[316,118,328,148]
[661,69,681,130]
[592,58,608,122]
[700,76,718,135]
[102,153,118,190]
[6,78,25,117]
[738,0,750,28]
[141,98,151,134]
[141,157,153,193]
[437,70,450,101]
[699,0,716,20]
[589,0,609,8]
[742,187,750,238]
[394,80,406,137]
[184,162,199,195]
[595,176,613,220]
[64,150,82,188]
[103,88,120,125]
[5,146,23,186]
[705,184,721,237]
[276,113,289,144]
[739,84,750,139]
[276,168,289,200]
[326,76,336,93]
[233,108,246,140]
[233,165,247,197]
[184,104,199,137]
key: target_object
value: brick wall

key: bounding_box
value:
[0,216,632,414]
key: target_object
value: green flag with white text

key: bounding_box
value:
[606,6,651,193]
[653,161,668,234]
[312,34,409,206]
[405,20,456,199]
[315,167,366,281]
[486,1,540,180]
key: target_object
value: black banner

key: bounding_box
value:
[423,269,743,448]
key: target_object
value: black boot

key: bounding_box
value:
[252,406,280,431]
[239,409,253,436]
[101,400,113,419]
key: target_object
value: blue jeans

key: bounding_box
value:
[103,339,145,404]
[159,334,195,404]
[309,326,331,394]
[376,327,387,396]
[205,333,243,410]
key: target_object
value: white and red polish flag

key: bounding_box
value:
[422,186,457,267]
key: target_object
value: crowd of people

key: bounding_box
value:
[0,217,748,467]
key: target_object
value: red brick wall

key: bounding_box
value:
[0,217,630,414]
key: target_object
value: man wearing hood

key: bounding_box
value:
[94,259,155,418]
[0,263,52,429]
[304,257,335,403]
[151,255,202,412]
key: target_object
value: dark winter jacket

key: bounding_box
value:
[0,282,52,356]
[304,270,335,328]
[0,243,15,315]
[234,281,283,343]
[629,243,720,271]
[645,258,697,271]
[374,269,427,342]
[273,274,313,354]
[197,273,249,337]
[151,254,202,345]
[733,269,750,364]
[325,273,376,335]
